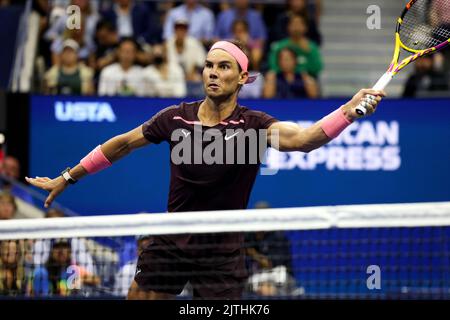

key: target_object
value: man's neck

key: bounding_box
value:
[198,96,238,126]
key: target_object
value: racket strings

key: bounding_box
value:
[400,0,450,51]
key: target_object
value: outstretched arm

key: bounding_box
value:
[268,89,385,152]
[26,126,150,208]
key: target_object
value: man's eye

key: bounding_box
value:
[221,65,229,69]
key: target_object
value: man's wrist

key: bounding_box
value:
[341,105,357,122]
[61,167,77,184]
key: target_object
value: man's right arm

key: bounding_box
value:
[26,125,151,208]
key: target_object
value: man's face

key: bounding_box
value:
[1,156,20,179]
[0,199,15,220]
[118,41,137,67]
[174,24,188,40]
[61,47,78,66]
[279,49,297,73]
[0,241,18,267]
[203,49,245,99]
[288,16,307,37]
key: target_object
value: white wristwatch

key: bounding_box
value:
[61,167,77,184]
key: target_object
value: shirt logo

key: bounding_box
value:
[224,132,240,141]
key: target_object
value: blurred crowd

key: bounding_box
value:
[27,0,324,99]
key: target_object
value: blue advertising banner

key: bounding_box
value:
[30,95,450,215]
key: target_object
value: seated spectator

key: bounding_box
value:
[0,155,34,205]
[142,44,187,98]
[215,0,267,48]
[237,43,264,99]
[166,18,205,97]
[244,228,296,297]
[101,0,162,45]
[50,14,95,66]
[98,37,144,96]
[271,0,322,45]
[91,19,120,74]
[44,39,94,95]
[44,0,99,52]
[33,209,96,278]
[264,47,319,99]
[268,14,323,78]
[113,235,152,297]
[163,0,215,46]
[32,239,100,297]
[402,55,449,97]
[231,19,263,71]
[0,240,27,296]
[0,192,17,220]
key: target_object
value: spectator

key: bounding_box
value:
[244,227,295,296]
[50,14,96,66]
[32,239,100,297]
[271,0,322,45]
[91,19,120,73]
[142,44,187,98]
[166,18,205,97]
[268,14,323,78]
[101,0,162,45]
[231,19,263,71]
[0,240,26,296]
[44,39,94,95]
[0,156,34,205]
[402,55,449,97]
[163,0,215,45]
[98,37,144,96]
[32,209,96,278]
[0,192,17,220]
[44,0,99,52]
[264,47,319,99]
[215,0,267,47]
[237,44,264,99]
[113,235,152,297]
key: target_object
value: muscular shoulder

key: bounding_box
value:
[238,106,279,130]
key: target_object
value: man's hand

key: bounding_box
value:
[25,176,69,208]
[342,89,386,121]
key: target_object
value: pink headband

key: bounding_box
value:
[209,41,257,84]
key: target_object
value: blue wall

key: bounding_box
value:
[30,96,450,215]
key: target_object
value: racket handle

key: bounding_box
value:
[355,72,394,116]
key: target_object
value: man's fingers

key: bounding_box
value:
[44,192,56,208]
[25,177,45,188]
[360,89,386,98]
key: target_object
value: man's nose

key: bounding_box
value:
[209,68,218,79]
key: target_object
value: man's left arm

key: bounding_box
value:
[268,89,385,152]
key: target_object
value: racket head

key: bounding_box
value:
[397,0,450,53]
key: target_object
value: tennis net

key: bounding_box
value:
[0,201,449,299]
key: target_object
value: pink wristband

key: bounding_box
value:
[321,108,353,139]
[80,145,112,174]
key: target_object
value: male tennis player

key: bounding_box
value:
[26,40,385,300]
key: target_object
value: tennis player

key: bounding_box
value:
[26,40,385,300]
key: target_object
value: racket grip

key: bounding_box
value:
[355,72,393,116]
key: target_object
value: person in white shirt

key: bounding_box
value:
[98,37,144,96]
[142,44,187,98]
[163,0,215,45]
[166,19,206,82]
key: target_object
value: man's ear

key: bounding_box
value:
[239,71,249,85]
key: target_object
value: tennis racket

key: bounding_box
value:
[356,0,450,115]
